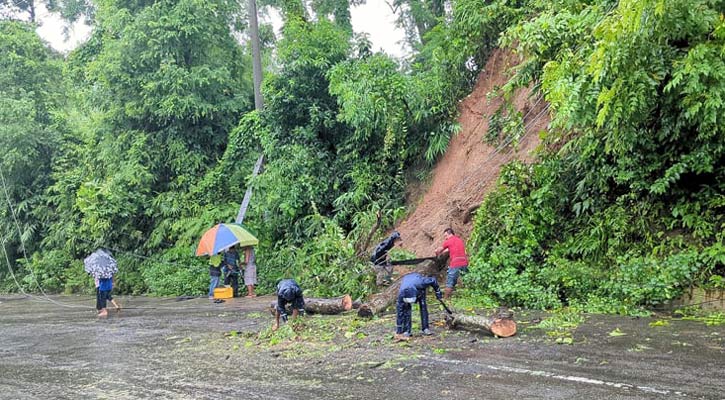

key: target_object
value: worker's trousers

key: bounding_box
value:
[395,294,429,334]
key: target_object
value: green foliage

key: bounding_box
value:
[388,0,446,45]
[3,0,720,314]
[141,247,206,296]
[20,250,79,293]
[0,21,64,287]
[260,210,374,299]
[485,102,525,147]
[530,308,583,344]
[676,306,725,326]
[409,0,531,162]
[466,0,724,313]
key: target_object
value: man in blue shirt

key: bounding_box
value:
[395,272,442,341]
[273,279,305,331]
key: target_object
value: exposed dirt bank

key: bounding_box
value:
[397,49,549,256]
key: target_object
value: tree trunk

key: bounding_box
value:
[269,295,353,315]
[355,210,382,258]
[305,295,353,314]
[357,256,447,318]
[444,309,517,338]
[248,0,264,111]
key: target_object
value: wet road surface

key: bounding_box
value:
[1,295,723,399]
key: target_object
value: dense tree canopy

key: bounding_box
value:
[1,0,722,313]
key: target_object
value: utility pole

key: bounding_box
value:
[248,0,264,111]
[235,0,265,225]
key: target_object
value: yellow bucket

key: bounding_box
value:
[213,286,233,299]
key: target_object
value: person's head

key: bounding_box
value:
[443,228,455,239]
[391,231,402,246]
[280,290,295,302]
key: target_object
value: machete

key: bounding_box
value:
[437,298,454,315]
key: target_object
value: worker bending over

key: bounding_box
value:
[395,272,442,341]
[273,279,305,331]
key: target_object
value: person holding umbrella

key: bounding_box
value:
[95,275,121,317]
[94,274,121,314]
[84,249,119,318]
[196,223,259,298]
[222,246,241,297]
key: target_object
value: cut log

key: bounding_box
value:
[305,295,353,314]
[268,295,352,316]
[357,256,447,318]
[444,311,517,338]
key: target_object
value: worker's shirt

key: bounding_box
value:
[98,278,113,291]
[442,235,468,268]
[370,235,396,265]
[209,254,223,276]
[223,251,240,271]
[276,279,303,314]
[398,273,440,299]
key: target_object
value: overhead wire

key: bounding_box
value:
[0,165,221,311]
[0,165,92,309]
[0,164,50,296]
[1,237,29,297]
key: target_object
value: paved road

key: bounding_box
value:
[1,295,723,399]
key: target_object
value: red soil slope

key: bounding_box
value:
[397,49,550,257]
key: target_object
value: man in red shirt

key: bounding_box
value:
[434,228,469,299]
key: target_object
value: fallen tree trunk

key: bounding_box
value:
[269,295,353,315]
[444,309,517,337]
[357,256,447,318]
[305,295,353,314]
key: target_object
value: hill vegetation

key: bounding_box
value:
[1,0,722,314]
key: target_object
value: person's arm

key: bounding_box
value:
[273,310,281,331]
[435,239,450,256]
[274,297,288,330]
[295,291,305,317]
[423,277,442,299]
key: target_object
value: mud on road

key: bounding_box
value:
[1,295,723,399]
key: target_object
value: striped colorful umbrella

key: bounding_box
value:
[195,223,259,257]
